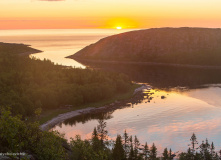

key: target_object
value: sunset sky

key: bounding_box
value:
[1,0,221,29]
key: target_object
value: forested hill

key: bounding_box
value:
[0,42,132,117]
[69,27,221,66]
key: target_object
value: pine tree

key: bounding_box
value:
[149,143,157,160]
[143,142,150,160]
[162,148,169,160]
[203,139,211,160]
[211,142,215,158]
[91,127,101,152]
[129,143,134,160]
[129,136,134,160]
[123,130,130,158]
[92,127,98,138]
[187,147,193,159]
[190,133,198,156]
[219,150,221,160]
[169,148,174,160]
[97,120,108,146]
[134,135,140,159]
[214,153,219,160]
[113,135,125,160]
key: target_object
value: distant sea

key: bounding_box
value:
[0,29,133,68]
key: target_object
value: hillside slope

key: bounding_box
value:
[68,28,221,66]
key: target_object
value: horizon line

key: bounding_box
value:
[1,26,221,30]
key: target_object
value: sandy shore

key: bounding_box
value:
[40,84,150,131]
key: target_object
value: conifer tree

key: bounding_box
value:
[97,120,108,146]
[123,130,130,158]
[169,148,173,160]
[190,133,198,156]
[143,142,150,160]
[92,127,98,138]
[219,150,221,160]
[129,136,134,160]
[113,135,125,160]
[149,143,157,159]
[129,144,134,160]
[199,139,211,160]
[92,127,101,152]
[134,135,140,159]
[214,153,220,160]
[211,142,216,158]
[162,148,169,160]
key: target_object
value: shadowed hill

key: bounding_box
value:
[68,27,221,66]
[0,42,42,56]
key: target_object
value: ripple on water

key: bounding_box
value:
[52,86,221,153]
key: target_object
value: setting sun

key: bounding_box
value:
[116,26,122,30]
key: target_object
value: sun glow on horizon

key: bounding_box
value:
[1,0,221,29]
[105,17,138,30]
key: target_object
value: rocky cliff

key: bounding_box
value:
[68,28,221,66]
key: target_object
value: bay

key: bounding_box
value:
[1,29,221,153]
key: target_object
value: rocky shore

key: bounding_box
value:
[40,84,151,131]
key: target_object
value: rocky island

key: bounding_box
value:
[68,27,221,67]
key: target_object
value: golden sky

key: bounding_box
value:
[1,0,221,29]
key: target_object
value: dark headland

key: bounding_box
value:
[0,42,42,56]
[68,27,221,68]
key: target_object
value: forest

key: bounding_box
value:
[1,108,221,160]
[0,42,132,117]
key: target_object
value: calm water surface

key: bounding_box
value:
[1,29,221,153]
[53,84,221,153]
[0,29,129,68]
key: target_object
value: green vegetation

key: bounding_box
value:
[39,83,139,125]
[0,42,135,159]
[0,42,132,118]
[0,108,67,160]
[61,123,221,160]
[1,108,221,160]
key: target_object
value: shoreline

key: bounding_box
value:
[19,50,42,56]
[70,57,221,70]
[0,42,43,56]
[40,84,150,131]
[4,42,147,132]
